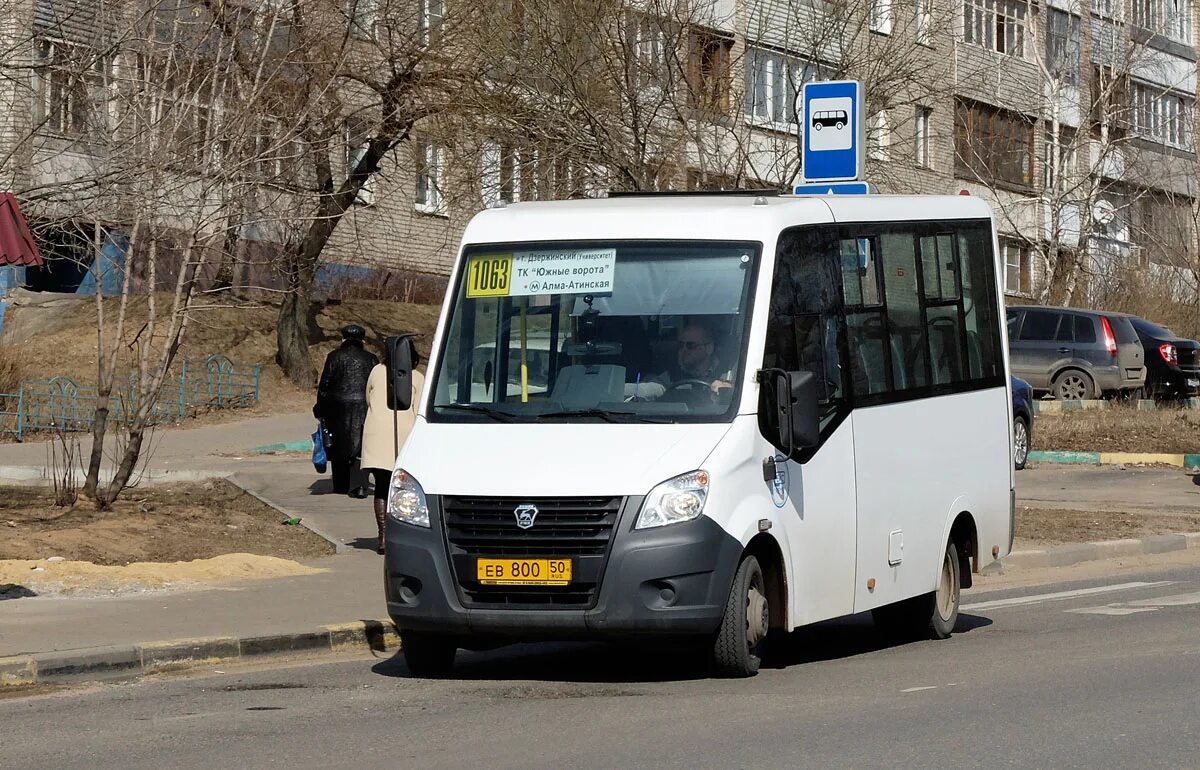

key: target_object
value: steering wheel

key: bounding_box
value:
[662,379,716,394]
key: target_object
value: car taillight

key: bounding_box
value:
[1100,317,1118,357]
[1159,343,1177,365]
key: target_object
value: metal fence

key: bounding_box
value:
[0,355,261,441]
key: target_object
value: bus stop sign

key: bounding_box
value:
[801,80,865,183]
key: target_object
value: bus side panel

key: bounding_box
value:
[851,387,1010,613]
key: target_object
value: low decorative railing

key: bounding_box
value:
[0,355,262,440]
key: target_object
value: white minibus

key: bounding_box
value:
[381,192,1014,677]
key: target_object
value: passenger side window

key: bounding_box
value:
[957,226,1002,380]
[1018,310,1061,341]
[1056,316,1074,342]
[881,233,928,390]
[1074,315,1097,343]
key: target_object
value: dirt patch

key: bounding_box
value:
[0,293,443,425]
[0,479,333,565]
[1016,505,1200,546]
[0,554,325,598]
[1033,405,1200,454]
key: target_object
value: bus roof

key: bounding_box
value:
[461,194,994,246]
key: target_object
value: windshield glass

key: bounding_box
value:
[429,240,760,423]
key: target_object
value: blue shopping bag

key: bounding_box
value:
[312,423,328,473]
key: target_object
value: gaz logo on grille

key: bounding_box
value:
[514,504,539,530]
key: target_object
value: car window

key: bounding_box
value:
[1018,310,1060,341]
[1074,315,1097,343]
[1130,317,1173,338]
[1006,310,1021,339]
[1056,316,1074,342]
[1108,316,1139,344]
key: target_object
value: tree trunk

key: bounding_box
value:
[82,391,111,500]
[97,425,145,511]
[277,278,316,389]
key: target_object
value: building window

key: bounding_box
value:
[33,39,110,137]
[1135,192,1194,267]
[346,128,376,207]
[1133,0,1191,42]
[627,11,669,88]
[420,0,444,46]
[688,29,733,115]
[869,111,891,161]
[963,0,1027,57]
[348,0,377,36]
[916,0,933,45]
[1131,82,1193,151]
[1002,239,1031,295]
[744,47,817,127]
[1043,125,1077,189]
[954,99,1034,187]
[415,139,444,214]
[869,0,893,34]
[1045,10,1081,86]
[915,107,932,168]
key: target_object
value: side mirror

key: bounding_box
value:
[759,369,820,454]
[385,335,416,411]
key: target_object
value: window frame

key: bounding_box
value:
[415,138,446,215]
[915,106,933,168]
[954,98,1035,189]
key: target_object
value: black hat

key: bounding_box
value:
[341,324,366,341]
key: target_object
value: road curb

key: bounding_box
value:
[1000,531,1200,571]
[1033,398,1200,413]
[227,476,348,554]
[0,619,400,688]
[1027,451,1200,469]
[249,440,313,455]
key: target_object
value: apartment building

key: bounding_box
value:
[1,0,1196,305]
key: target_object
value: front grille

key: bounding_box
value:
[442,496,624,609]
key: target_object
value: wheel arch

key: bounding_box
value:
[744,533,789,632]
[945,511,978,590]
[1050,366,1096,396]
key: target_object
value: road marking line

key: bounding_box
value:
[962,581,1175,611]
[1126,591,1200,608]
[901,686,937,693]
[1066,607,1160,616]
[1067,590,1200,616]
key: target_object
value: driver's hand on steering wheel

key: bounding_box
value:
[709,379,733,395]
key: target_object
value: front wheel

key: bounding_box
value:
[712,555,768,677]
[401,632,457,678]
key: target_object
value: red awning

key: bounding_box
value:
[0,192,43,267]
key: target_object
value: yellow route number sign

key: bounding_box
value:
[466,254,513,298]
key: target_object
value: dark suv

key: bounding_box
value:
[1007,306,1146,399]
[1123,315,1200,399]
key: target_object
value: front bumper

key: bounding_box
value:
[384,500,743,641]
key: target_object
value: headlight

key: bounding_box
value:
[388,470,430,528]
[635,470,710,530]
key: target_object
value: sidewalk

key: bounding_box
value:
[0,414,392,659]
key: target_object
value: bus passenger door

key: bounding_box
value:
[762,229,858,626]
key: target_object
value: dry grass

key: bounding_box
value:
[0,342,28,396]
[0,294,443,419]
[1034,403,1200,454]
[1017,506,1200,544]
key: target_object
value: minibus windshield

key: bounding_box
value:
[429,240,760,423]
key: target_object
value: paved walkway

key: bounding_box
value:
[0,413,394,658]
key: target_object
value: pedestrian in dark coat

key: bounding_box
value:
[314,324,378,497]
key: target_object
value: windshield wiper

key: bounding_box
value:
[536,408,672,424]
[436,404,516,422]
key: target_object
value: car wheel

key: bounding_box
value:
[1013,416,1030,470]
[1052,370,1094,401]
[836,121,845,130]
[712,555,767,678]
[814,123,822,131]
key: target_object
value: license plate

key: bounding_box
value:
[1188,378,1199,388]
[477,558,572,586]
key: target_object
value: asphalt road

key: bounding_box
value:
[5,563,1200,770]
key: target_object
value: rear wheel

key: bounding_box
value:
[712,555,768,677]
[401,632,457,678]
[872,540,961,640]
[1013,416,1030,470]
[1052,370,1094,400]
